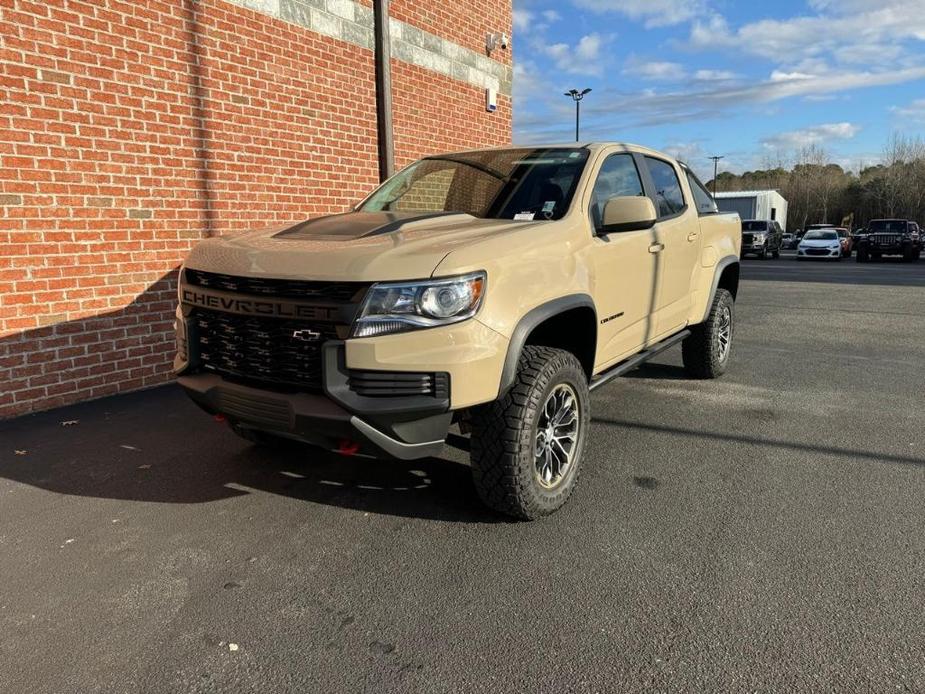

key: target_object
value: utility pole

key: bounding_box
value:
[564,88,591,142]
[709,156,724,196]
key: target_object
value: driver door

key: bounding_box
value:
[583,151,660,368]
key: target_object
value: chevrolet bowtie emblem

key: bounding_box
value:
[292,328,322,342]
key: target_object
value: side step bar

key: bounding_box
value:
[589,330,691,392]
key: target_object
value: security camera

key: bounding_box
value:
[486,32,510,54]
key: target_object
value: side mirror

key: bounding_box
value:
[600,196,657,234]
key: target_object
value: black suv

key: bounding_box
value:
[741,219,783,259]
[855,219,922,262]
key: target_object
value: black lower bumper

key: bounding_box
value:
[178,373,451,460]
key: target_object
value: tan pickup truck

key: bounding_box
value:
[175,143,741,519]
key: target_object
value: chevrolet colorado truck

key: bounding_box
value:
[175,144,741,519]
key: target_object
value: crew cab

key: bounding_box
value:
[741,219,783,259]
[175,143,742,519]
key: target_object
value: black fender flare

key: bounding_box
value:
[498,294,596,393]
[697,255,740,324]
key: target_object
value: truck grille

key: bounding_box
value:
[194,310,339,390]
[870,234,901,245]
[185,269,367,303]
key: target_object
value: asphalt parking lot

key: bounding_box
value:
[2,255,924,693]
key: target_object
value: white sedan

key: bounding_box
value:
[797,229,842,260]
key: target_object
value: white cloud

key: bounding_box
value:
[512,9,532,33]
[543,33,608,75]
[573,0,708,27]
[693,69,738,82]
[761,122,861,150]
[769,71,814,82]
[517,65,925,143]
[892,98,925,122]
[624,58,687,81]
[689,1,925,68]
[512,7,561,34]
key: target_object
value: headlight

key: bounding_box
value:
[753,234,766,242]
[352,272,486,338]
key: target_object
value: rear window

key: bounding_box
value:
[742,221,768,231]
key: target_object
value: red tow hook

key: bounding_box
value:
[337,439,360,456]
[214,414,226,423]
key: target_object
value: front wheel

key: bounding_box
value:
[856,247,868,262]
[470,346,589,520]
[682,288,734,379]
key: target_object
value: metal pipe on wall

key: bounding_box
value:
[373,0,395,182]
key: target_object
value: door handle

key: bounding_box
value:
[687,232,699,242]
[648,243,665,254]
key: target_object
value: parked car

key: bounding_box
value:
[834,227,852,257]
[174,143,743,519]
[797,229,842,259]
[741,219,783,259]
[781,232,796,249]
[855,219,922,262]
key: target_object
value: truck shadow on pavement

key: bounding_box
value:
[0,386,500,523]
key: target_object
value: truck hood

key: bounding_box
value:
[183,212,541,281]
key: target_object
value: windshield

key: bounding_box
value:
[868,220,907,233]
[359,148,590,221]
[742,221,768,231]
[804,230,838,240]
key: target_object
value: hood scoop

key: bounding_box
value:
[273,211,470,241]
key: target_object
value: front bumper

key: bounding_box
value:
[741,242,768,254]
[797,247,841,258]
[178,366,452,460]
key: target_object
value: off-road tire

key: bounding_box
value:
[682,288,734,379]
[856,246,868,262]
[902,244,916,263]
[758,246,768,260]
[469,346,589,520]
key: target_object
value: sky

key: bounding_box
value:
[511,0,925,179]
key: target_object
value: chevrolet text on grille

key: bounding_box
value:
[180,288,338,321]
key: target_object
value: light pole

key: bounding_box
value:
[564,88,591,142]
[708,155,724,195]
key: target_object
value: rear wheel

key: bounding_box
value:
[470,346,589,520]
[682,288,734,379]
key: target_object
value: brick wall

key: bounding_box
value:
[0,0,512,418]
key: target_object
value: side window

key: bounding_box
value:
[589,154,645,232]
[684,169,718,216]
[645,157,686,218]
